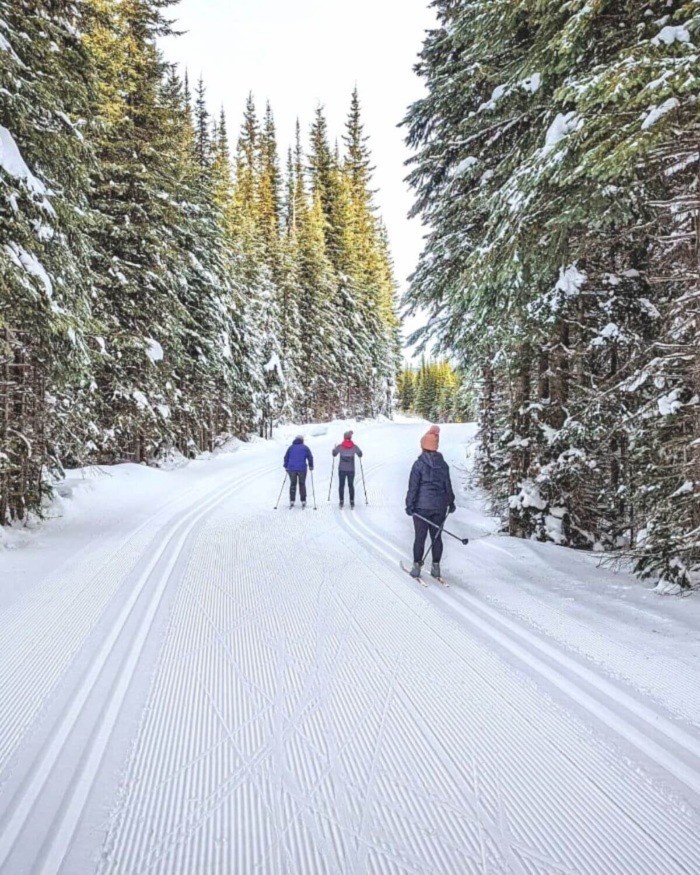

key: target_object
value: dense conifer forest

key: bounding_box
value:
[0,1,399,522]
[404,0,699,588]
[396,359,471,423]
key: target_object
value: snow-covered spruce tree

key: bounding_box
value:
[0,0,97,520]
[623,10,700,588]
[341,91,400,417]
[230,94,289,436]
[83,0,193,462]
[295,176,340,420]
[277,140,305,419]
[255,102,294,434]
[167,73,245,453]
[396,369,416,412]
[399,359,465,422]
[405,0,699,585]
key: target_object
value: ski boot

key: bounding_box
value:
[301,501,306,509]
[339,500,344,509]
[350,501,355,509]
[289,501,295,509]
[430,562,442,580]
[410,562,422,579]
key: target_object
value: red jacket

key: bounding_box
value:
[332,440,363,473]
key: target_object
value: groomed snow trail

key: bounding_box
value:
[1,422,699,874]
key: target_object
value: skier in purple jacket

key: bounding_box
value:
[283,436,314,508]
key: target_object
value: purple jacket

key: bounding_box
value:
[284,438,314,472]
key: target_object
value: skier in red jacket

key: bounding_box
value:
[332,430,363,508]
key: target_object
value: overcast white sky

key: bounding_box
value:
[162,0,435,353]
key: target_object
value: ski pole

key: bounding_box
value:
[328,456,335,502]
[421,533,445,565]
[274,473,288,509]
[359,457,368,505]
[418,518,458,565]
[412,512,469,545]
[310,468,317,510]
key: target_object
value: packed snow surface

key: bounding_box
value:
[1,419,700,873]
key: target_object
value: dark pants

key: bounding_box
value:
[339,471,355,503]
[288,470,307,502]
[413,509,447,563]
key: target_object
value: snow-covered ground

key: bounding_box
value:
[1,419,699,874]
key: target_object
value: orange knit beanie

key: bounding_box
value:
[420,425,440,452]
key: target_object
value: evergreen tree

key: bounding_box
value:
[0,7,401,520]
[405,0,700,586]
[257,102,282,265]
[84,0,191,462]
[0,0,97,520]
[308,106,345,269]
[193,76,211,169]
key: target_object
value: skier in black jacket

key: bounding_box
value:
[405,425,456,580]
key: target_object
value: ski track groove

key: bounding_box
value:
[4,424,700,873]
[462,539,700,721]
[99,494,489,873]
[0,461,278,875]
[346,503,700,781]
[379,450,700,724]
[336,502,700,873]
[0,459,276,775]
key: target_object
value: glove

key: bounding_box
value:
[406,507,414,517]
[448,503,456,514]
[309,466,314,471]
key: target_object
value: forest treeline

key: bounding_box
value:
[405,1,699,588]
[0,1,399,522]
[397,360,470,423]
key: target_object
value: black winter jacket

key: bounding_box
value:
[405,451,455,514]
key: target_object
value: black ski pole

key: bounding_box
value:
[420,518,452,565]
[310,469,317,510]
[274,473,288,509]
[328,456,335,502]
[359,457,368,505]
[413,512,469,545]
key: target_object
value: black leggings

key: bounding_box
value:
[288,470,307,502]
[413,510,447,563]
[339,471,355,503]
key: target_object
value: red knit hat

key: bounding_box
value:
[421,425,440,452]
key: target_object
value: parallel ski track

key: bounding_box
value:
[364,452,700,726]
[335,503,700,873]
[463,537,700,719]
[0,461,278,875]
[94,493,485,872]
[340,505,700,793]
[0,457,272,775]
[97,499,511,874]
[93,450,700,874]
